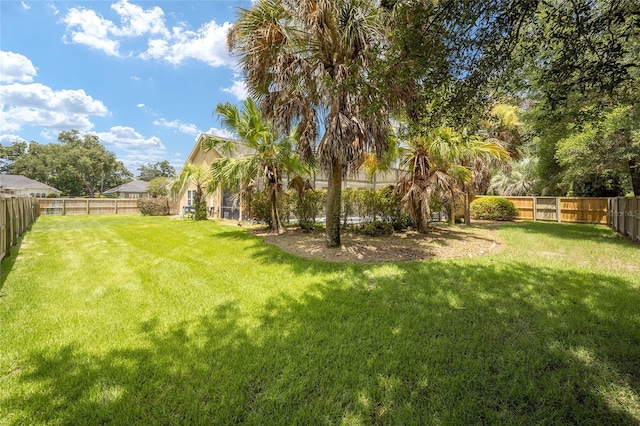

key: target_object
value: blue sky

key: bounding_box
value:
[0,0,252,174]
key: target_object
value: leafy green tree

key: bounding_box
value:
[203,99,307,234]
[146,177,170,198]
[515,0,639,195]
[1,131,131,196]
[555,106,639,196]
[137,160,176,181]
[57,130,132,197]
[0,141,28,174]
[229,0,392,246]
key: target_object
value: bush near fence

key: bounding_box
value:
[474,196,609,224]
[0,196,39,267]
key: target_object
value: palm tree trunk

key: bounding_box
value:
[449,189,456,226]
[270,186,283,234]
[325,160,342,247]
[464,187,472,226]
[418,201,429,233]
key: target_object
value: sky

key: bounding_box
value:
[0,0,253,174]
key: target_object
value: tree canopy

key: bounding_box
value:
[0,130,132,197]
[137,161,176,182]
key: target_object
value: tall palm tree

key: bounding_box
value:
[202,98,305,234]
[171,164,213,221]
[229,0,392,247]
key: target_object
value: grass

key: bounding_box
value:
[0,215,639,425]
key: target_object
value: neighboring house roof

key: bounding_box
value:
[104,179,148,194]
[0,174,61,193]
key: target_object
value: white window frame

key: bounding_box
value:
[129,193,140,199]
[187,190,195,206]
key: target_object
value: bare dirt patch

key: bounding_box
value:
[256,225,502,263]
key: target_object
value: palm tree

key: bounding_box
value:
[229,0,392,247]
[458,132,510,225]
[395,127,469,232]
[202,98,306,234]
[171,164,213,220]
[482,104,524,159]
[396,127,509,230]
[489,157,539,196]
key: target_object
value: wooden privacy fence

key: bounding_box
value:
[474,196,609,224]
[0,196,39,266]
[608,197,640,242]
[38,198,140,216]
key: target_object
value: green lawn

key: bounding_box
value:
[1,216,639,425]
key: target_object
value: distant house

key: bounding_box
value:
[0,174,61,197]
[175,133,401,220]
[103,180,149,199]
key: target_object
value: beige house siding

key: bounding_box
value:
[175,134,225,218]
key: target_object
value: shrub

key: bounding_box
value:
[360,220,393,237]
[137,198,170,216]
[470,197,519,221]
[194,202,207,220]
[294,189,324,231]
[250,190,289,227]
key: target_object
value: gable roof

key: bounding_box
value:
[185,134,254,167]
[103,179,148,194]
[0,175,61,193]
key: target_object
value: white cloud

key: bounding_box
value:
[92,126,164,151]
[0,51,37,83]
[109,0,169,38]
[62,7,121,56]
[21,1,30,10]
[0,83,108,133]
[221,78,248,100]
[136,103,145,108]
[203,127,235,139]
[0,134,26,144]
[153,118,199,135]
[152,118,236,141]
[61,1,234,68]
[142,21,235,67]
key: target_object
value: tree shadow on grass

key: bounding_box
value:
[3,254,639,424]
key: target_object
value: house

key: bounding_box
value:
[175,133,401,220]
[174,134,245,220]
[0,174,61,197]
[103,180,149,199]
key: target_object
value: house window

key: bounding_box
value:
[129,193,140,199]
[187,190,196,206]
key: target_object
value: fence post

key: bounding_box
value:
[632,197,639,242]
[115,199,118,214]
[63,199,66,216]
[532,196,537,221]
[556,197,561,223]
[87,199,90,215]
